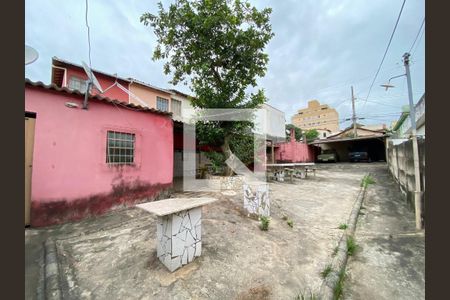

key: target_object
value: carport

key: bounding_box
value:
[310,135,388,162]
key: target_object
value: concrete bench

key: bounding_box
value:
[136,197,218,272]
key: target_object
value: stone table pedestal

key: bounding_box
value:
[136,197,217,272]
[243,182,270,217]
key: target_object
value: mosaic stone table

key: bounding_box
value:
[136,197,218,272]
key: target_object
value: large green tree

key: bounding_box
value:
[141,0,274,173]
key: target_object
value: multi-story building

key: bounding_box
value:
[291,100,339,132]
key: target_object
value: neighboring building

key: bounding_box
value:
[169,89,196,122]
[127,78,173,112]
[51,57,193,118]
[274,128,316,163]
[316,128,332,139]
[310,124,389,162]
[291,100,339,132]
[392,94,425,138]
[51,56,130,102]
[25,79,174,227]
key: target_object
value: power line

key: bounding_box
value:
[411,24,425,57]
[85,0,92,70]
[409,18,425,53]
[363,0,407,105]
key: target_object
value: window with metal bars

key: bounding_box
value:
[106,131,135,165]
[156,97,169,112]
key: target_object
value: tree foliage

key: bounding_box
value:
[285,124,302,141]
[141,0,274,173]
[305,129,319,141]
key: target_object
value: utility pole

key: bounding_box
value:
[403,52,423,230]
[351,86,357,138]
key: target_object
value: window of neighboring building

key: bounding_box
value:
[157,97,169,112]
[68,76,87,92]
[323,132,326,137]
[106,131,135,165]
[171,99,182,116]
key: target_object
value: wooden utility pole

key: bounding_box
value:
[351,86,357,138]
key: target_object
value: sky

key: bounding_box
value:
[25,0,425,130]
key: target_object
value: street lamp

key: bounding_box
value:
[380,73,406,90]
[382,52,423,230]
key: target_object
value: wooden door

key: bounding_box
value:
[25,115,36,226]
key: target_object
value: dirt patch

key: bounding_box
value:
[236,285,272,300]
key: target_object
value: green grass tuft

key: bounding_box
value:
[346,236,358,256]
[320,264,332,279]
[333,269,346,299]
[260,216,270,231]
[338,223,348,230]
[287,219,294,228]
[361,174,376,188]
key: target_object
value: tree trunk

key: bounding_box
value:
[221,135,233,176]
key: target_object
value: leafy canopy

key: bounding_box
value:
[141,0,274,110]
[141,0,274,172]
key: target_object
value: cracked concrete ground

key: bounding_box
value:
[25,163,424,299]
[345,165,425,300]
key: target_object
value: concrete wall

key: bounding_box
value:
[387,138,425,223]
[274,138,315,163]
[25,86,174,226]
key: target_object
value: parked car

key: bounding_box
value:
[349,150,371,162]
[317,149,339,163]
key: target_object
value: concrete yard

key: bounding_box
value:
[25,163,424,299]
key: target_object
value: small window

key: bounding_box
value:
[171,99,182,116]
[323,132,326,137]
[68,76,87,92]
[157,97,169,112]
[106,131,135,165]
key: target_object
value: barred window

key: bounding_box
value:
[171,99,182,116]
[106,131,135,165]
[68,76,87,92]
[157,97,169,112]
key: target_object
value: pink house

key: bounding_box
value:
[25,79,174,227]
[274,129,316,162]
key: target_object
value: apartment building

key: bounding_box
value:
[291,100,339,132]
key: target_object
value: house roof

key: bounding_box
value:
[309,134,389,145]
[326,125,386,139]
[25,78,172,117]
[127,78,172,95]
[169,89,194,99]
[52,57,171,95]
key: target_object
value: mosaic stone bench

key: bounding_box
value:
[243,182,270,217]
[136,197,218,272]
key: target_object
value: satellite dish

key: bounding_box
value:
[25,45,39,65]
[81,61,104,93]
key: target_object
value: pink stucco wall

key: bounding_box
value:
[25,86,173,226]
[65,67,130,103]
[274,129,315,162]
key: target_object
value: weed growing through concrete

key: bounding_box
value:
[320,264,332,279]
[338,223,348,230]
[260,216,270,231]
[287,219,294,228]
[346,236,358,256]
[361,175,376,188]
[294,290,317,300]
[333,269,346,299]
[332,246,338,257]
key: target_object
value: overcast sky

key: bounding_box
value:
[25,0,425,130]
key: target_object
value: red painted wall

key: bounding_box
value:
[65,67,129,103]
[25,86,173,226]
[274,129,315,162]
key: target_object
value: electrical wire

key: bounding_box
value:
[363,0,407,105]
[411,25,425,57]
[409,18,425,53]
[85,0,92,70]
